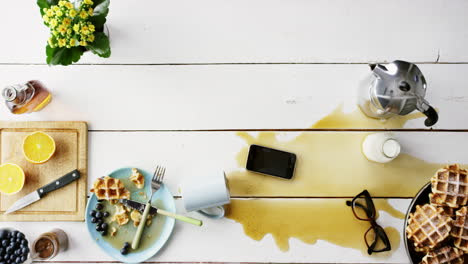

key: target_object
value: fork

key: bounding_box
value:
[132,165,166,249]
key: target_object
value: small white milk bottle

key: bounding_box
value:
[362,133,401,163]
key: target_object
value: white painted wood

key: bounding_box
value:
[2,0,468,64]
[87,131,468,197]
[1,64,467,130]
[1,198,411,263]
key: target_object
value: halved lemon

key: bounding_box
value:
[23,131,56,164]
[0,163,25,195]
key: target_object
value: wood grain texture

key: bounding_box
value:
[0,64,467,130]
[0,121,87,221]
[1,0,467,64]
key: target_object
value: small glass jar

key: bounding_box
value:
[31,229,68,260]
[3,80,52,114]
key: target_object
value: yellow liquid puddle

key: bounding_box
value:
[225,199,402,254]
[225,105,459,255]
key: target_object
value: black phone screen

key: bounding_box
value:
[246,145,296,179]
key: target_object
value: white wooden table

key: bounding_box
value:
[2,0,468,263]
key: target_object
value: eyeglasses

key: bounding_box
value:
[346,190,391,255]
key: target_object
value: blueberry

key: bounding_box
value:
[15,238,21,244]
[0,247,4,255]
[1,240,8,247]
[14,257,20,264]
[13,250,19,256]
[120,247,129,255]
[20,248,28,255]
[20,256,26,262]
[103,212,110,218]
[90,210,96,217]
[95,212,103,219]
[0,261,5,264]
[20,240,27,247]
[100,230,107,236]
[8,255,13,260]
[3,254,8,260]
[91,217,97,224]
[123,242,130,249]
[96,219,103,226]
[95,203,103,210]
[101,223,108,230]
[95,225,102,232]
[5,247,12,254]
[10,233,17,240]
[0,231,8,240]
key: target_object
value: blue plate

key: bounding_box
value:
[85,168,175,264]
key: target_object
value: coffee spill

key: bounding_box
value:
[224,105,452,255]
[311,104,425,129]
[225,199,401,254]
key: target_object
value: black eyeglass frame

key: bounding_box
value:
[346,190,391,255]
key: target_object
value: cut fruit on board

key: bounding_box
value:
[22,131,56,164]
[0,163,25,195]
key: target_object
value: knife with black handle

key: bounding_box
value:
[4,169,80,214]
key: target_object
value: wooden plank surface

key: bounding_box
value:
[1,198,411,263]
[0,64,467,130]
[1,0,468,64]
[0,122,87,221]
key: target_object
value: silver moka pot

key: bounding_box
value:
[358,60,438,127]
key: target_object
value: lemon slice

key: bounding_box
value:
[23,131,56,164]
[0,163,25,195]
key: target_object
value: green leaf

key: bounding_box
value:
[89,0,110,30]
[87,32,111,58]
[37,0,59,15]
[46,45,85,66]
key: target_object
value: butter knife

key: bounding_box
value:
[4,169,80,214]
[120,199,202,226]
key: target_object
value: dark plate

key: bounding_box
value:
[403,182,431,264]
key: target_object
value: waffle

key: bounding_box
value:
[130,168,145,189]
[406,204,453,250]
[431,164,468,208]
[420,246,465,264]
[112,203,129,226]
[430,193,458,217]
[451,206,468,252]
[90,176,130,200]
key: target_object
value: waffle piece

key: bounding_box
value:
[406,204,453,250]
[90,176,130,200]
[431,164,468,208]
[129,168,145,189]
[451,206,468,252]
[112,204,129,226]
[420,246,465,264]
[430,194,458,217]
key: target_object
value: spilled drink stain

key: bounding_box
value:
[225,105,456,255]
[225,199,402,254]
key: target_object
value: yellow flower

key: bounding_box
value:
[81,25,89,35]
[58,1,66,7]
[63,18,71,26]
[88,24,95,32]
[50,19,58,28]
[42,15,50,23]
[58,38,66,47]
[48,37,54,47]
[88,8,93,16]
[69,38,77,46]
[46,9,54,17]
[87,34,95,42]
[79,10,88,19]
[73,24,80,32]
[56,10,63,17]
[83,0,93,5]
[65,2,73,9]
[80,40,88,46]
[57,25,67,35]
[52,6,59,12]
[67,29,72,35]
[52,30,59,36]
[69,9,77,18]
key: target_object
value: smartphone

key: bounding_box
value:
[246,144,296,179]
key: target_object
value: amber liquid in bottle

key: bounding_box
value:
[3,80,52,114]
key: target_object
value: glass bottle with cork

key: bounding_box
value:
[2,80,52,114]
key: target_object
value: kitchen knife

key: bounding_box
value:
[120,199,203,226]
[4,169,80,214]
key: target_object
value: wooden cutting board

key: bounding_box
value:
[0,121,87,221]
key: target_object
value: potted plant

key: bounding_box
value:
[37,0,111,65]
